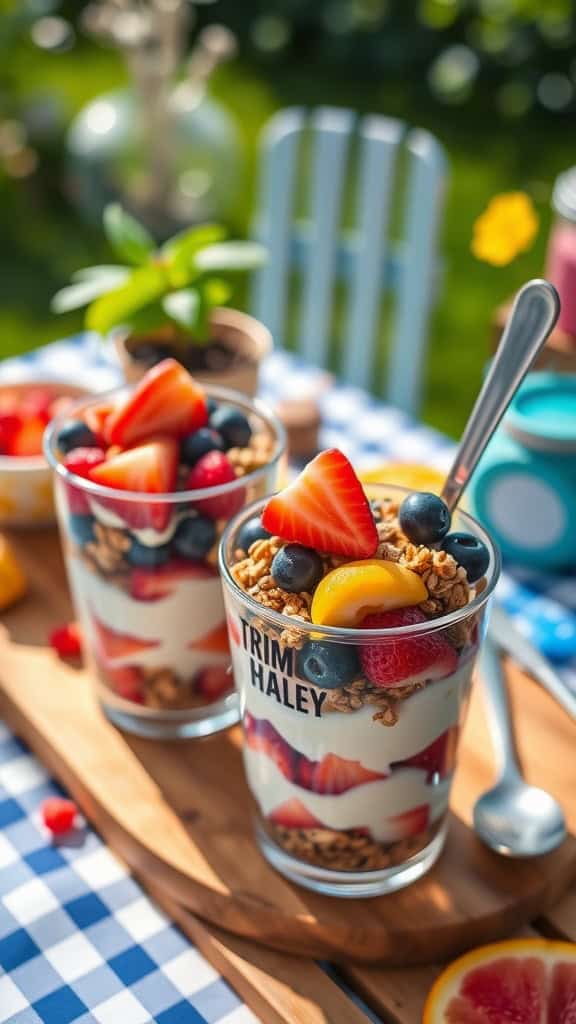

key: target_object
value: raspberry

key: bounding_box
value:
[41,797,78,835]
[185,450,244,520]
[63,447,106,480]
[49,622,83,659]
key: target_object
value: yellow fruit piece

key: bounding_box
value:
[0,534,27,611]
[423,937,576,1022]
[311,560,427,627]
[359,462,445,493]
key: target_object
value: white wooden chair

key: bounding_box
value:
[250,106,447,417]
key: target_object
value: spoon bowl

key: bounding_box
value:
[474,779,567,858]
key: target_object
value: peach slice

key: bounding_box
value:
[310,560,427,628]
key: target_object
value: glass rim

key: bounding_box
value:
[44,382,287,505]
[218,484,501,641]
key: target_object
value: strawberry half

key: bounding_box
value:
[89,437,178,531]
[387,804,430,840]
[359,607,459,688]
[130,559,216,602]
[84,398,120,446]
[107,359,208,447]
[268,798,323,830]
[391,727,458,782]
[261,448,377,558]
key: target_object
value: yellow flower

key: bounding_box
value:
[471,192,539,267]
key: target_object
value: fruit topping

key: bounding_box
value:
[103,663,145,703]
[83,398,119,444]
[191,621,230,653]
[49,622,83,659]
[268,798,323,829]
[311,560,427,627]
[130,559,216,601]
[127,537,171,567]
[195,666,232,702]
[186,450,244,520]
[271,544,324,594]
[63,447,106,479]
[181,426,225,465]
[261,448,378,558]
[440,532,490,583]
[56,419,99,455]
[107,358,208,447]
[391,727,458,782]
[0,534,27,611]
[10,417,46,456]
[297,639,360,689]
[387,804,430,839]
[41,797,78,835]
[0,387,78,457]
[359,607,459,688]
[92,614,159,661]
[69,513,96,546]
[210,405,252,449]
[235,516,271,553]
[173,514,216,560]
[398,492,451,545]
[89,437,178,494]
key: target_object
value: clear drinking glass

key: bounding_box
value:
[220,485,500,897]
[45,385,285,740]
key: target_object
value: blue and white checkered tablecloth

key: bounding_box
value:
[1,334,575,1024]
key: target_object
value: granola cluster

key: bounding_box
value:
[323,678,425,725]
[268,820,439,872]
[96,663,232,710]
[227,431,276,478]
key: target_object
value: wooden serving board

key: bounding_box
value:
[1,527,576,966]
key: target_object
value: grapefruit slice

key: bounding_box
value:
[423,938,576,1023]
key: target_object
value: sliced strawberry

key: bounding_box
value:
[387,804,430,840]
[269,798,323,829]
[103,663,145,703]
[303,752,387,796]
[244,713,296,780]
[84,399,120,445]
[195,666,233,703]
[359,608,459,688]
[89,438,178,531]
[391,727,459,782]
[131,559,216,602]
[190,621,230,654]
[107,359,208,446]
[10,416,46,456]
[91,614,159,662]
[262,448,377,558]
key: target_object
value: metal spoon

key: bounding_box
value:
[473,639,566,857]
[441,279,560,512]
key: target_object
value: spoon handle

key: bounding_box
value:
[480,638,522,782]
[441,279,560,512]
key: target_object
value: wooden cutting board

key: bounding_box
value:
[1,527,575,965]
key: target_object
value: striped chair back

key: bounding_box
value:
[250,106,447,416]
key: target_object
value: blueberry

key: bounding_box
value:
[209,405,252,448]
[398,492,451,545]
[271,544,324,594]
[128,538,171,567]
[181,427,225,465]
[206,397,218,417]
[235,516,270,553]
[173,515,216,560]
[297,641,360,689]
[69,513,95,545]
[56,419,99,455]
[441,532,490,583]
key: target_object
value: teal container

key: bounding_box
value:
[470,373,576,571]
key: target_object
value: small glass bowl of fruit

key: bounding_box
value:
[0,381,94,528]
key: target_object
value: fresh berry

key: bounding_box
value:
[41,797,78,835]
[262,448,378,558]
[89,439,178,531]
[398,492,451,545]
[359,608,459,688]
[186,450,244,520]
[103,664,145,703]
[69,513,95,545]
[271,544,323,594]
[391,727,458,782]
[206,397,218,416]
[92,615,159,661]
[107,358,208,446]
[235,516,271,553]
[244,713,296,780]
[311,560,427,627]
[268,798,323,829]
[209,404,252,448]
[297,639,360,689]
[173,515,216,560]
[387,804,430,840]
[0,412,21,454]
[195,666,232,703]
[56,419,99,455]
[49,622,83,659]
[302,752,386,796]
[10,417,46,456]
[21,388,53,424]
[63,447,106,480]
[130,560,216,601]
[180,427,225,465]
[441,532,490,583]
[127,537,171,567]
[191,622,230,653]
[65,482,92,517]
[83,399,119,444]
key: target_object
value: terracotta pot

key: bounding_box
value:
[114,307,272,397]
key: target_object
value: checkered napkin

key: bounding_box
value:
[0,725,257,1024]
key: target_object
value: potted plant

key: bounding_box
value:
[52,204,271,396]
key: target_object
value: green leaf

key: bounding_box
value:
[51,276,127,314]
[194,241,267,273]
[85,264,167,336]
[72,265,130,285]
[203,277,232,306]
[162,289,200,331]
[103,204,155,265]
[162,223,227,280]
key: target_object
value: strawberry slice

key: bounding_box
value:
[103,663,145,703]
[359,608,459,688]
[190,621,230,654]
[387,804,430,840]
[391,727,458,782]
[244,713,296,780]
[131,559,216,602]
[300,752,386,796]
[84,398,120,445]
[10,416,46,456]
[196,666,233,703]
[107,359,208,446]
[261,448,377,558]
[89,437,178,530]
[92,614,159,662]
[269,798,323,829]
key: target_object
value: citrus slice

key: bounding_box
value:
[359,462,446,493]
[423,938,576,1023]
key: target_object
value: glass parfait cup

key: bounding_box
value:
[45,385,285,740]
[220,485,500,898]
